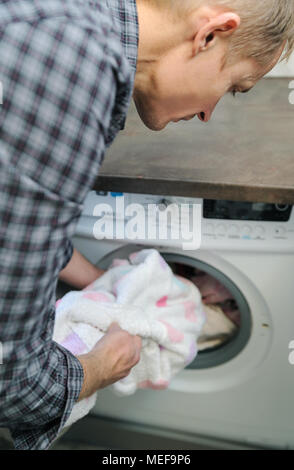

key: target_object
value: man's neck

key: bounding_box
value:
[136,0,187,65]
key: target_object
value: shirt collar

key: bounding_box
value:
[106,0,139,73]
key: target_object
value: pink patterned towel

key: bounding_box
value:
[53,249,205,426]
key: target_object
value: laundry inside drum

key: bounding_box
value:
[168,262,241,354]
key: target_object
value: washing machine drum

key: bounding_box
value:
[97,245,252,370]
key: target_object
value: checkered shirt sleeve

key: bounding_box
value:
[0,0,136,450]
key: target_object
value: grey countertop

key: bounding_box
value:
[94,78,294,204]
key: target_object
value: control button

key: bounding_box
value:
[275,204,289,212]
[255,226,265,238]
[204,223,215,234]
[216,224,226,236]
[274,226,286,237]
[95,191,108,196]
[157,198,170,211]
[241,226,252,238]
[228,225,239,237]
[110,192,124,197]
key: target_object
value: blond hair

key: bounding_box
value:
[149,0,294,66]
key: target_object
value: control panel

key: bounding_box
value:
[75,191,294,253]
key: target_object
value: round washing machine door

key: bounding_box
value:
[97,244,273,393]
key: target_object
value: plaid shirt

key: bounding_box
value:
[0,0,138,450]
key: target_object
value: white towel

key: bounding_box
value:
[53,249,206,427]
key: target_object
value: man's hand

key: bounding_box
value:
[59,247,105,289]
[77,322,142,400]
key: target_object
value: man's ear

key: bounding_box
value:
[193,12,241,55]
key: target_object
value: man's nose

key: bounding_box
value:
[198,99,220,123]
[197,110,212,123]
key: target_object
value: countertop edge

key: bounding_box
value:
[93,175,294,205]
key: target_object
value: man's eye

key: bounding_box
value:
[230,87,252,97]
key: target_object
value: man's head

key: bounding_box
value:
[134,0,294,130]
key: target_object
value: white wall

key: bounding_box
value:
[266,52,294,77]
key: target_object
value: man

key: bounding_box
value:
[0,0,293,450]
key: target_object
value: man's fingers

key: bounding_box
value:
[107,322,142,361]
[108,321,121,332]
[108,323,142,348]
[134,335,142,351]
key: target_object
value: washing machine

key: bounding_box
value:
[70,190,294,449]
